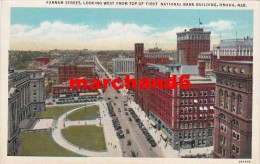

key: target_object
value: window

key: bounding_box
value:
[219,113,226,120]
[240,68,245,74]
[222,66,226,71]
[236,146,240,154]
[231,119,239,126]
[228,67,232,72]
[232,144,236,151]
[220,124,227,132]
[200,91,203,96]
[237,133,240,140]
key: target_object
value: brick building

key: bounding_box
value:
[177,28,211,65]
[213,60,252,158]
[135,44,171,114]
[58,65,95,83]
[36,57,51,65]
[134,43,216,150]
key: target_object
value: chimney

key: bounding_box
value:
[198,62,206,77]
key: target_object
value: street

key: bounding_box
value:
[103,85,163,157]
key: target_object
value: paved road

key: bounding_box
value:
[103,85,163,158]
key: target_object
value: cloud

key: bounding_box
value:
[10,21,186,50]
[202,20,236,31]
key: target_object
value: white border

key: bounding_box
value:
[0,0,259,164]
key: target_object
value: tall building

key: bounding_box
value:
[112,58,135,77]
[177,28,211,65]
[213,60,252,158]
[212,37,253,70]
[135,44,171,114]
[58,65,95,83]
[8,69,45,155]
[134,43,216,150]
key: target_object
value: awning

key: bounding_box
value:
[200,107,203,111]
[79,92,98,96]
[150,120,157,126]
[210,106,214,110]
[204,106,208,110]
[159,130,168,140]
[194,99,198,103]
[59,94,66,98]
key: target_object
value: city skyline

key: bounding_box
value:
[11,8,253,50]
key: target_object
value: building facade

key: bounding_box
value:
[177,28,211,65]
[58,65,95,83]
[8,69,45,155]
[213,61,252,158]
[112,58,135,77]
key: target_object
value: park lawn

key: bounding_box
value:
[62,125,106,151]
[67,105,99,121]
[20,132,79,156]
[35,105,83,119]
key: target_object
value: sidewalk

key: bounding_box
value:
[127,100,213,158]
[51,103,122,157]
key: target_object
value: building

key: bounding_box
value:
[58,65,95,83]
[135,44,171,113]
[213,60,252,158]
[8,69,45,155]
[36,57,51,65]
[212,37,253,70]
[112,58,135,77]
[177,28,211,65]
[52,83,99,99]
[198,52,214,71]
[135,43,216,150]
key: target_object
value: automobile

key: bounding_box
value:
[128,118,132,121]
[115,96,118,99]
[124,108,127,111]
[150,140,157,147]
[118,108,121,112]
[126,129,129,134]
[131,151,136,157]
[117,130,123,134]
[115,125,122,130]
[127,140,132,146]
[117,133,124,139]
[114,103,116,105]
[125,112,128,115]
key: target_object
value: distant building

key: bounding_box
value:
[177,28,211,65]
[36,57,51,65]
[112,58,135,77]
[213,60,252,158]
[58,65,95,83]
[8,69,45,155]
[52,82,99,99]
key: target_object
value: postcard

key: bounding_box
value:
[0,0,259,164]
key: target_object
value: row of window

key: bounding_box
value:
[219,114,240,127]
[181,90,215,97]
[180,98,215,106]
[179,114,214,121]
[179,122,213,129]
[222,66,245,75]
[219,79,243,89]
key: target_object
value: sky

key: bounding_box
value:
[10,8,253,51]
